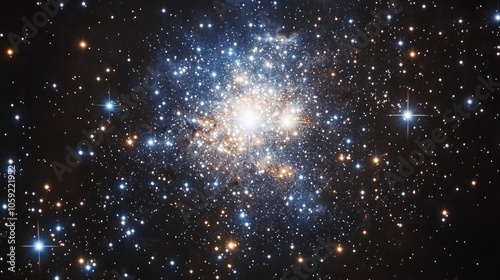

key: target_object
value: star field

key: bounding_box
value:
[0,0,499,279]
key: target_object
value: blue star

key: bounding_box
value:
[34,241,43,251]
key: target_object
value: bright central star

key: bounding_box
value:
[237,106,260,132]
[403,111,412,120]
[34,241,43,251]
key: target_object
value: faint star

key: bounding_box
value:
[111,267,136,280]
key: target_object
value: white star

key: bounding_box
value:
[388,88,430,139]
